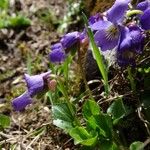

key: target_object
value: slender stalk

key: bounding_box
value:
[58,79,81,126]
[127,66,136,92]
[82,13,109,96]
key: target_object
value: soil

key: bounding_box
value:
[0,0,79,149]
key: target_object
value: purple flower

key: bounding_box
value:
[24,71,50,97]
[117,25,144,66]
[60,31,80,49]
[49,48,66,64]
[136,0,150,30]
[140,8,150,30]
[88,13,102,25]
[12,92,32,111]
[129,25,145,53]
[137,0,149,12]
[90,0,130,51]
[51,43,63,51]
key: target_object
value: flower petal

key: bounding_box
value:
[129,25,145,53]
[24,71,50,96]
[90,20,112,31]
[49,49,66,64]
[88,13,102,25]
[51,43,63,51]
[94,28,119,51]
[106,0,130,23]
[12,92,32,111]
[118,26,132,52]
[140,8,150,30]
[60,31,80,49]
[137,0,149,11]
[117,26,134,66]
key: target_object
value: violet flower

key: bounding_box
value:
[117,25,145,66]
[90,0,131,51]
[51,43,63,51]
[24,71,50,97]
[137,0,150,30]
[60,31,80,49]
[49,44,66,64]
[12,92,32,111]
[140,8,150,30]
[137,0,150,12]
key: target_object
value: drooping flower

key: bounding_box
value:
[60,31,80,49]
[117,25,145,66]
[12,92,32,111]
[24,71,50,97]
[51,43,63,51]
[49,47,66,64]
[90,0,131,51]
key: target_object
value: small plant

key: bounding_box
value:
[11,0,150,149]
[0,114,10,130]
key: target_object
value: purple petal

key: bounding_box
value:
[106,0,130,24]
[60,32,80,49]
[137,0,149,12]
[118,26,132,52]
[79,30,87,41]
[24,71,50,97]
[129,25,145,53]
[117,26,134,66]
[88,13,102,25]
[90,20,112,31]
[12,92,32,111]
[51,43,63,51]
[140,8,150,30]
[94,27,119,51]
[49,48,66,64]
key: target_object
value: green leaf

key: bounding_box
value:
[52,103,76,131]
[69,126,98,146]
[0,114,10,129]
[99,140,119,150]
[82,100,101,120]
[129,141,144,150]
[82,12,109,95]
[107,97,127,124]
[86,116,99,130]
[0,0,9,10]
[95,114,113,138]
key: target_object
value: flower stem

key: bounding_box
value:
[82,13,109,96]
[58,78,81,126]
[127,66,136,92]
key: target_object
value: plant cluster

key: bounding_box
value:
[10,0,150,149]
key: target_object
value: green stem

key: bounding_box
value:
[58,79,81,126]
[127,66,136,92]
[82,13,109,96]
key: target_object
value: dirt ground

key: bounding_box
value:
[0,0,79,149]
